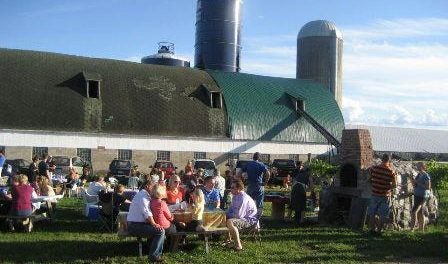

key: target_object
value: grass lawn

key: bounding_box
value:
[0,190,447,264]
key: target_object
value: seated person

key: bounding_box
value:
[165,175,184,205]
[150,184,178,235]
[79,166,91,186]
[126,180,165,262]
[87,175,107,195]
[186,185,205,232]
[66,168,80,189]
[201,176,220,210]
[283,174,292,189]
[225,179,258,251]
[113,184,131,213]
[38,176,55,196]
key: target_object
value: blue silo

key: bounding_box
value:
[194,0,243,72]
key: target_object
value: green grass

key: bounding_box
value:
[0,191,447,264]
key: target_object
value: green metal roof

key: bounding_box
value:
[209,71,345,143]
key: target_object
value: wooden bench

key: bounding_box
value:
[117,227,229,256]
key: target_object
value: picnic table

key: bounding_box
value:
[264,194,290,220]
[117,206,228,254]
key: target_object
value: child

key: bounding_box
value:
[187,185,206,232]
[150,184,177,234]
[283,174,292,190]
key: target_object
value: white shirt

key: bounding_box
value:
[215,175,226,198]
[127,189,153,223]
[87,181,106,195]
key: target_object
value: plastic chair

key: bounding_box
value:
[81,189,99,217]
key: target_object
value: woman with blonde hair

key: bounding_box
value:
[150,184,177,234]
[38,176,55,197]
[11,175,34,217]
[186,184,205,232]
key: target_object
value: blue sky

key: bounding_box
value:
[1,0,447,130]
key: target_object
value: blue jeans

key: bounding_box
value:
[247,184,264,209]
[127,222,165,261]
[368,195,390,221]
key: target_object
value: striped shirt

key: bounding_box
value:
[369,164,396,197]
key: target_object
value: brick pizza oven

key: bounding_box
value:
[319,129,373,228]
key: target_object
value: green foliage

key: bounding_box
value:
[308,159,338,178]
[427,160,448,191]
[0,194,447,263]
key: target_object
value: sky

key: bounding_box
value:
[1,0,447,130]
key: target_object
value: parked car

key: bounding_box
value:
[270,159,296,184]
[52,156,86,177]
[151,160,177,179]
[234,159,251,176]
[108,159,134,177]
[193,159,216,177]
[2,159,31,179]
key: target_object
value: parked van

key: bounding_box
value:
[193,159,216,177]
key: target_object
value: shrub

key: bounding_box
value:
[427,160,448,198]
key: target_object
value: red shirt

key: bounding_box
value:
[150,198,173,229]
[166,187,184,205]
[12,184,34,211]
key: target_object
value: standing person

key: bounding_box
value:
[0,149,5,176]
[368,154,397,235]
[127,180,165,262]
[214,170,226,209]
[28,155,39,192]
[410,162,431,231]
[238,152,270,216]
[225,179,258,251]
[38,153,50,180]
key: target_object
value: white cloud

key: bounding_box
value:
[342,97,365,123]
[343,18,448,40]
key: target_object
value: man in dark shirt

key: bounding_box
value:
[28,155,39,184]
[239,152,270,216]
[38,153,50,179]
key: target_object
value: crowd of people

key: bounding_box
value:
[0,149,434,260]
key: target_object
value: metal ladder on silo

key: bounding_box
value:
[295,107,342,149]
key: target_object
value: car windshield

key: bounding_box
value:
[155,162,173,168]
[53,157,70,166]
[194,161,215,170]
[112,160,131,168]
[273,160,295,167]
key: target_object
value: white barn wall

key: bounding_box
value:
[0,129,333,173]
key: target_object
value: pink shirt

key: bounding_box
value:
[150,198,173,229]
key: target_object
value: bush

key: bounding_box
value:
[427,160,448,194]
[308,159,338,191]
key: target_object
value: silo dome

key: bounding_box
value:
[296,20,343,107]
[141,42,190,67]
[298,20,342,39]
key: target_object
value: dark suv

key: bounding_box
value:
[270,159,296,184]
[2,159,31,177]
[108,159,134,183]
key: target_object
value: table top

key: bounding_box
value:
[33,194,64,202]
